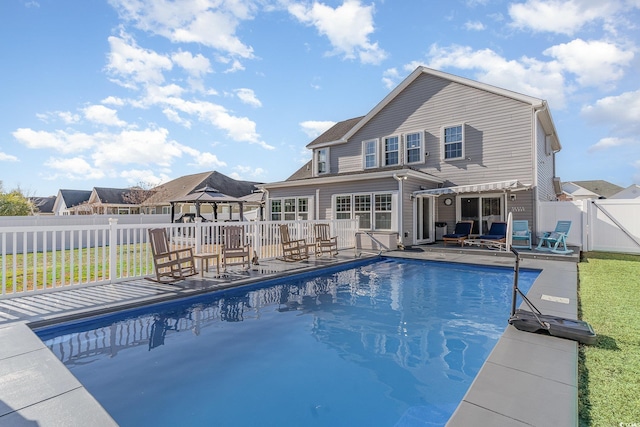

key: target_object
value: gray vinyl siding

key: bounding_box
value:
[536,119,556,201]
[268,178,399,221]
[330,74,535,187]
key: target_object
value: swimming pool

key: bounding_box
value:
[37,258,538,426]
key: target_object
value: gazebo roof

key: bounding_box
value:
[170,186,243,203]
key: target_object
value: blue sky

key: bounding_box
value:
[1,0,639,197]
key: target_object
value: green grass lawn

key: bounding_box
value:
[578,252,640,426]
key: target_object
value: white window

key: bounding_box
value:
[271,197,310,221]
[374,194,392,229]
[405,132,423,164]
[334,193,394,231]
[384,136,399,166]
[270,200,281,221]
[362,139,378,169]
[316,148,329,175]
[354,194,371,229]
[335,196,351,219]
[443,125,464,160]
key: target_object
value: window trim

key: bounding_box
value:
[404,131,424,165]
[315,147,330,176]
[362,139,379,169]
[383,135,400,167]
[442,124,465,161]
[269,197,311,221]
[333,192,397,231]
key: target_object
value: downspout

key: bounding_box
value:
[393,174,407,249]
[533,103,546,240]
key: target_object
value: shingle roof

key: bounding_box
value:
[93,187,133,204]
[566,180,624,199]
[143,171,262,205]
[59,190,92,208]
[306,116,364,148]
[286,161,313,181]
[29,196,56,213]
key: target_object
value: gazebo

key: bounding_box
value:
[169,186,244,223]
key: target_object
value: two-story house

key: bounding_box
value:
[261,66,562,248]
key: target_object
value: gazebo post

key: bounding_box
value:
[170,202,175,223]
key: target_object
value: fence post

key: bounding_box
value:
[109,218,118,284]
[194,218,202,254]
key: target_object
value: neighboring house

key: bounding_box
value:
[29,196,56,215]
[81,187,144,215]
[261,66,563,248]
[561,180,623,200]
[53,190,92,215]
[142,171,262,221]
[609,184,640,199]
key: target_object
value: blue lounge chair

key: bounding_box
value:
[478,222,508,242]
[512,220,532,249]
[442,221,473,246]
[536,220,573,254]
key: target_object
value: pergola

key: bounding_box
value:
[169,186,244,223]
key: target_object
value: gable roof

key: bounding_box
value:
[143,171,262,205]
[609,184,640,199]
[92,187,135,204]
[306,66,561,152]
[29,196,56,214]
[306,116,364,148]
[565,180,624,199]
[58,189,92,208]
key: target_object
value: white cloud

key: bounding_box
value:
[464,21,485,31]
[582,90,640,151]
[0,151,18,162]
[119,169,168,187]
[102,96,125,106]
[189,152,227,168]
[299,120,335,138]
[13,128,97,153]
[171,50,212,77]
[288,0,387,64]
[44,157,105,180]
[91,128,185,169]
[424,44,568,108]
[582,90,640,127]
[162,108,192,128]
[83,105,128,127]
[106,33,173,87]
[508,0,622,35]
[543,39,634,87]
[235,88,262,107]
[109,0,255,59]
[587,137,633,151]
[233,165,266,178]
[382,67,401,90]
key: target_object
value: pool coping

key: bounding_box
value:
[0,251,579,426]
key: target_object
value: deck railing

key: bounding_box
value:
[0,219,358,297]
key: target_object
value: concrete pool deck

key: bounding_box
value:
[0,248,580,426]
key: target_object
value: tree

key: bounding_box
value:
[0,190,34,216]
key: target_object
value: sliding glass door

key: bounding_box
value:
[459,195,503,235]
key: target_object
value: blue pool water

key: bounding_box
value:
[37,258,538,427]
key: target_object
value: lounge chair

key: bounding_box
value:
[148,228,196,282]
[315,223,338,257]
[464,221,508,250]
[512,220,532,249]
[279,224,310,261]
[536,220,573,254]
[221,225,251,270]
[478,221,508,242]
[442,221,473,246]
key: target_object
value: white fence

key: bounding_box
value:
[538,199,640,254]
[0,219,358,297]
